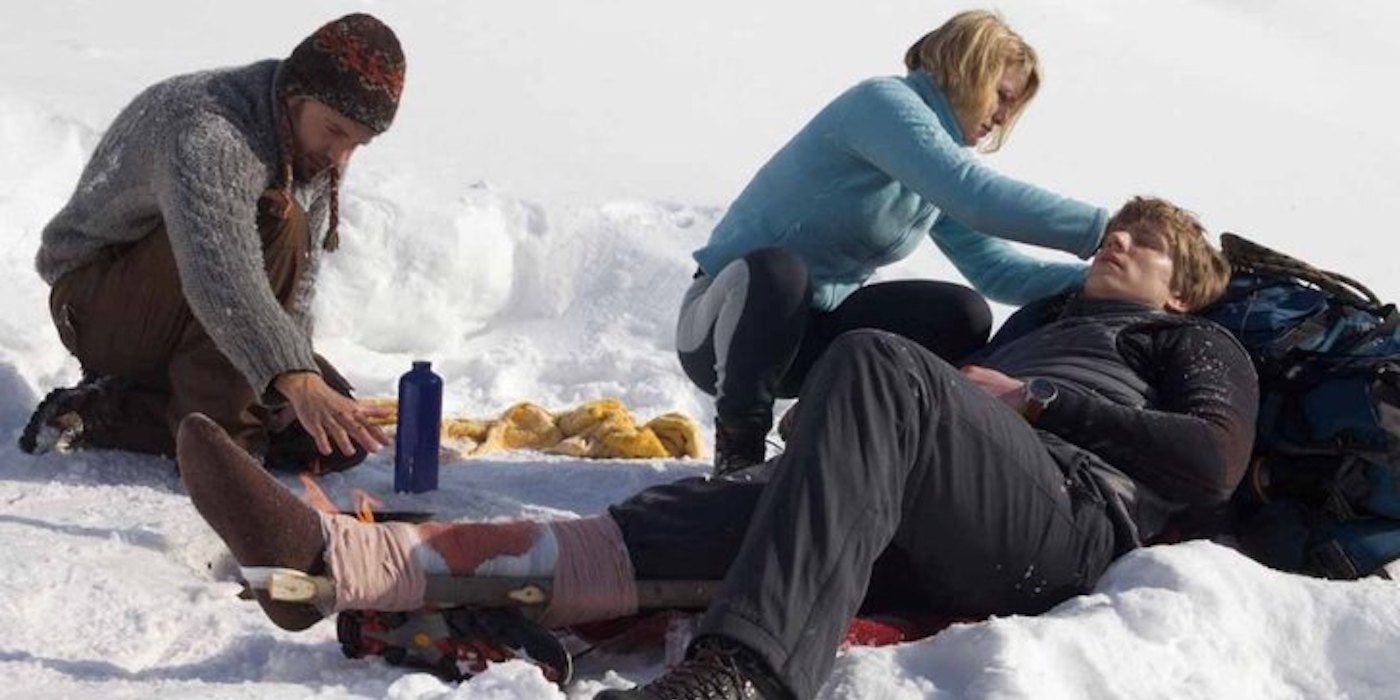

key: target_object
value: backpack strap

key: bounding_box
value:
[1222,233,1381,307]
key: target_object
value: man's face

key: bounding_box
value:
[286,96,375,180]
[1083,226,1187,312]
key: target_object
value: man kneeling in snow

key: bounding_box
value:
[177,197,1257,699]
[22,14,404,472]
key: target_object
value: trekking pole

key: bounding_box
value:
[424,575,722,610]
[248,568,722,610]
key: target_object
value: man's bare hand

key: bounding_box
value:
[960,364,1027,412]
[273,371,393,456]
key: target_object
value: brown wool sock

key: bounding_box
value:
[176,413,327,630]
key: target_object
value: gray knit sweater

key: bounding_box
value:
[37,60,332,394]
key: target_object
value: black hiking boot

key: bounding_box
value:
[712,418,768,477]
[18,376,121,454]
[262,355,366,473]
[597,637,789,700]
[263,421,368,474]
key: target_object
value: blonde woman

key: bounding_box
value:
[678,11,1106,472]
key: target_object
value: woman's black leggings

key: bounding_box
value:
[676,247,992,432]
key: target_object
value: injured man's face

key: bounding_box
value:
[1082,226,1188,312]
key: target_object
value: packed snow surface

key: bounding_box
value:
[3,1,1399,698]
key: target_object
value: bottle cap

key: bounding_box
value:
[412,360,431,370]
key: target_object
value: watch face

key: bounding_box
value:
[1028,379,1056,404]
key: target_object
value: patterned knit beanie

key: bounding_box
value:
[280,13,405,134]
[277,14,404,253]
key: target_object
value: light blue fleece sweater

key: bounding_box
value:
[694,71,1105,310]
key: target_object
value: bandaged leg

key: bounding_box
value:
[320,514,556,610]
[180,408,638,628]
[322,513,638,626]
[538,514,638,627]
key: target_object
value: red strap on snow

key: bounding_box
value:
[571,611,977,652]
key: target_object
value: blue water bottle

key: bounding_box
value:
[394,360,443,493]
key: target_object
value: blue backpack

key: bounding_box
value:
[1202,233,1400,579]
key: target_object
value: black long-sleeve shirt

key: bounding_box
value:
[973,295,1258,512]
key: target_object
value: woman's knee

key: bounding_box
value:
[834,281,992,362]
[938,283,993,353]
[892,281,992,361]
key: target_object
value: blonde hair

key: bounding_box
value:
[1105,197,1232,312]
[904,10,1040,153]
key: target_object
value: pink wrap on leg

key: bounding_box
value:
[539,514,639,627]
[319,511,640,626]
[320,512,428,611]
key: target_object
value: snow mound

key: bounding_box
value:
[315,180,722,425]
[821,542,1400,699]
[385,661,565,699]
[0,101,93,397]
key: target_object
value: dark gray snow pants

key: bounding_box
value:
[611,330,1121,699]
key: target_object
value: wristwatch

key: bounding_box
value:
[1022,378,1058,425]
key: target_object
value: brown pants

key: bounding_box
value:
[49,189,320,458]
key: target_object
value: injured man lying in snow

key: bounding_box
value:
[177,196,1257,700]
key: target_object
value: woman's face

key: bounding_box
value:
[957,62,1030,147]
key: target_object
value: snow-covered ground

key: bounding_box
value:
[3,1,1400,698]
